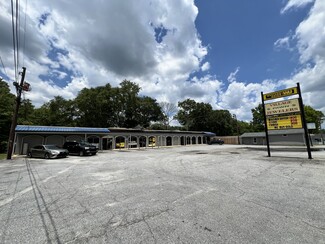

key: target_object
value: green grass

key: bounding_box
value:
[0,154,7,160]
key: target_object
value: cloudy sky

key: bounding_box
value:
[0,0,324,123]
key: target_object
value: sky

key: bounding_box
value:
[0,0,325,124]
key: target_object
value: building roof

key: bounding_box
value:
[240,129,304,138]
[108,127,215,135]
[16,125,110,133]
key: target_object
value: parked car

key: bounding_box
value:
[63,141,97,156]
[28,145,69,159]
[208,138,224,145]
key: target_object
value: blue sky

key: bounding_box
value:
[0,0,324,123]
[195,0,312,83]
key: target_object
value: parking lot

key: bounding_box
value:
[1,145,325,243]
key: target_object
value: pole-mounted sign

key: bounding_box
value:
[261,83,312,159]
[263,87,298,101]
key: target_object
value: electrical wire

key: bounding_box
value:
[0,55,9,78]
[22,0,28,67]
[11,0,17,81]
[11,0,27,82]
[15,0,20,74]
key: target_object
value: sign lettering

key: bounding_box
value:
[265,98,300,116]
[263,87,298,101]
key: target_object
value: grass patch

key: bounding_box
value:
[0,154,7,160]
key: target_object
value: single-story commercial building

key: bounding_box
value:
[240,129,311,146]
[14,125,110,155]
[14,125,215,155]
[104,127,215,149]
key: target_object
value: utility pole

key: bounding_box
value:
[7,67,27,160]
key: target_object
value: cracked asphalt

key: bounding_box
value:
[0,145,325,243]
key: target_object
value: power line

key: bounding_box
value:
[22,0,28,67]
[11,0,17,81]
[0,55,9,78]
[15,0,20,74]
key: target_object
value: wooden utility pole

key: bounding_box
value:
[7,67,26,160]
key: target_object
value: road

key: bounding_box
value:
[0,145,325,243]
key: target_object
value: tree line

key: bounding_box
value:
[0,78,324,152]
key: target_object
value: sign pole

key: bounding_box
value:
[297,83,312,159]
[261,92,271,157]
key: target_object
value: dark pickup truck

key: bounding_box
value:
[63,141,97,156]
[208,138,224,145]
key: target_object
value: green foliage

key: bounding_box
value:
[0,79,15,153]
[251,103,325,133]
[74,80,163,128]
[32,96,76,126]
[175,99,237,135]
[304,105,324,133]
[250,104,265,132]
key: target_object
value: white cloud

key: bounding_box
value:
[1,0,216,110]
[281,0,315,14]
[201,62,210,72]
[274,36,295,52]
[1,0,324,125]
[227,67,240,83]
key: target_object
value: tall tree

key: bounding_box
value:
[159,102,178,129]
[33,96,76,126]
[137,96,164,128]
[251,103,325,133]
[18,99,35,125]
[0,79,15,152]
[250,104,265,132]
[175,99,199,130]
[304,105,324,133]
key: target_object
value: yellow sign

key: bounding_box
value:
[267,114,303,130]
[265,98,300,116]
[263,87,298,101]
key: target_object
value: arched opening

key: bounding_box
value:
[192,136,196,144]
[102,137,113,150]
[115,136,126,149]
[198,137,202,144]
[187,136,191,145]
[139,136,147,147]
[181,136,185,145]
[148,136,156,147]
[203,136,208,144]
[166,136,172,146]
[129,136,138,148]
[66,135,83,142]
[87,136,100,149]
[22,135,44,154]
[45,135,65,147]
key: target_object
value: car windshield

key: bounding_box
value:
[80,141,92,146]
[44,145,60,150]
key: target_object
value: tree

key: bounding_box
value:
[304,105,324,133]
[175,99,200,130]
[18,99,35,125]
[159,102,178,129]
[176,99,237,135]
[208,110,235,136]
[0,79,15,152]
[251,103,325,133]
[137,96,164,128]
[74,81,163,128]
[250,104,265,132]
[33,96,76,126]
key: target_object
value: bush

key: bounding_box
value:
[0,141,8,153]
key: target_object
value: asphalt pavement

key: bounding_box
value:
[0,145,325,243]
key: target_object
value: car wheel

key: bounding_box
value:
[44,153,50,159]
[79,151,84,156]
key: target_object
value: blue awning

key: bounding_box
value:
[204,131,216,136]
[16,125,110,133]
